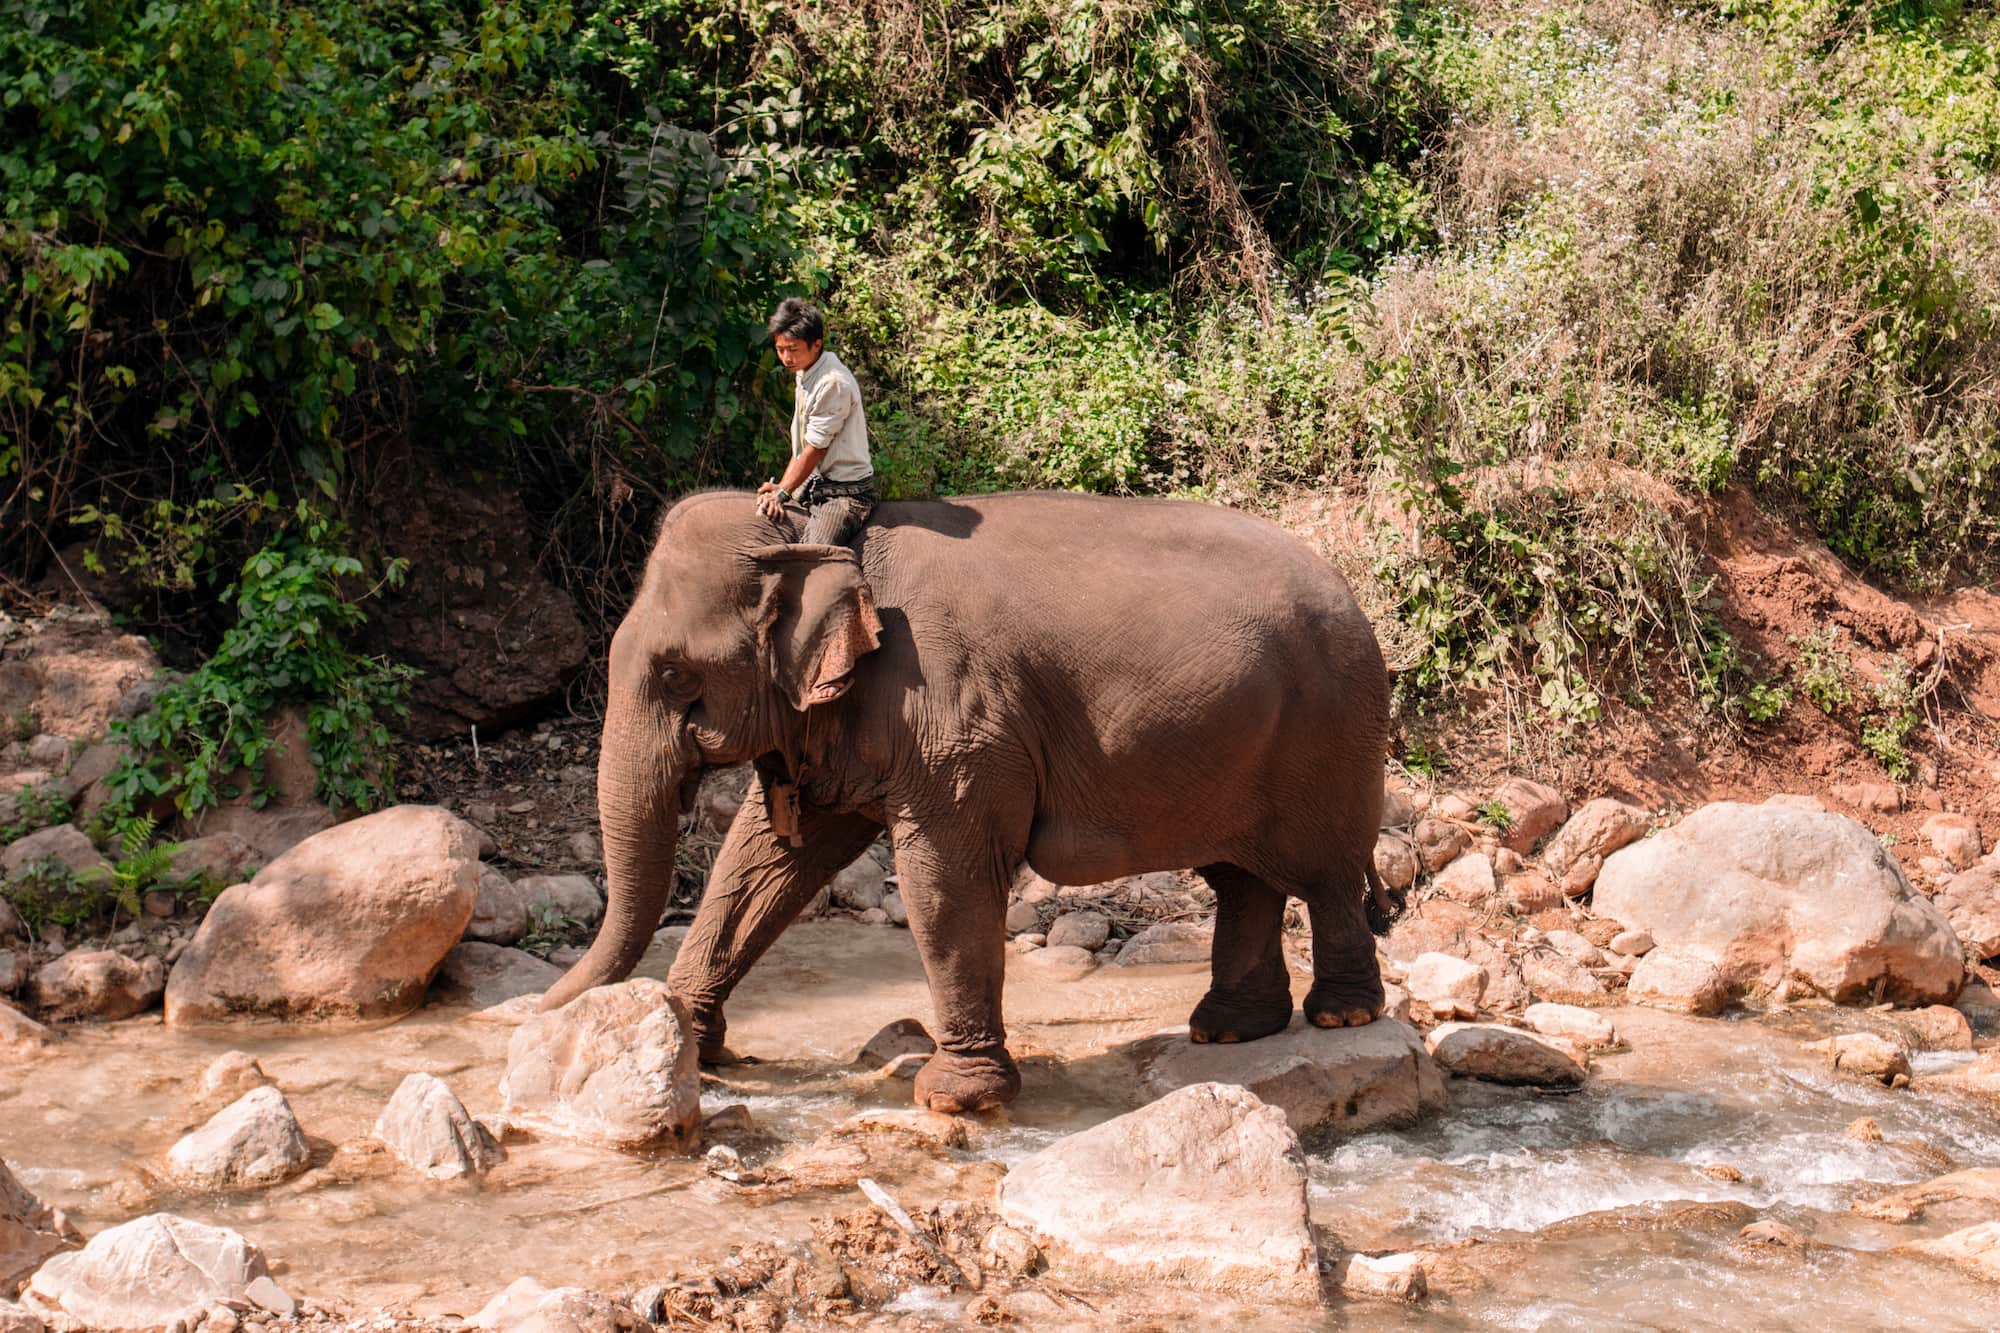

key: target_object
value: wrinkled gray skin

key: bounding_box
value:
[543,490,1392,1113]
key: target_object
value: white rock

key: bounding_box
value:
[500,977,700,1152]
[1520,950,1606,1006]
[1046,910,1111,951]
[197,1051,271,1104]
[1337,1251,1426,1302]
[1594,802,1962,1006]
[829,853,888,911]
[375,1072,504,1179]
[1433,852,1496,904]
[166,1086,309,1187]
[1523,1002,1617,1048]
[1426,1022,1588,1086]
[1627,948,1728,1016]
[880,890,908,926]
[998,1083,1320,1303]
[1607,929,1654,957]
[467,1276,648,1331]
[1403,952,1484,1019]
[1137,1016,1446,1136]
[1113,921,1213,968]
[22,1214,274,1332]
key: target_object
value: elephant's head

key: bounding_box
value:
[540,494,881,1010]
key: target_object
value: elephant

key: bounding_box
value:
[542,489,1395,1114]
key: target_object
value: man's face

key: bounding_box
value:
[774,334,822,373]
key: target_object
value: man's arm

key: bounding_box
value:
[756,444,827,519]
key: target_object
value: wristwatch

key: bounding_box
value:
[775,486,792,503]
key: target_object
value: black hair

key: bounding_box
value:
[768,297,825,345]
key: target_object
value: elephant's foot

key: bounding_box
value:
[697,1045,759,1068]
[1304,979,1385,1030]
[913,1046,1021,1114]
[1188,987,1294,1045]
[685,1007,741,1066]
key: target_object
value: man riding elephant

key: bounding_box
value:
[542,488,1394,1115]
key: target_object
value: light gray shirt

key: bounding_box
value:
[791,349,872,483]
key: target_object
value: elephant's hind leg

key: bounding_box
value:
[1302,863,1386,1029]
[668,777,881,1063]
[1188,864,1294,1044]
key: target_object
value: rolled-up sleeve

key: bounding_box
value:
[801,375,854,450]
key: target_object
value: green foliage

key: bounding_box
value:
[102,514,416,820]
[1791,626,1855,713]
[73,813,181,921]
[1859,654,1929,778]
[1,785,73,843]
[518,894,584,958]
[1475,800,1513,832]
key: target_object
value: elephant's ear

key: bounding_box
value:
[751,543,883,710]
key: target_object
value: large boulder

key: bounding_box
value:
[500,978,701,1152]
[998,1083,1320,1304]
[1113,922,1212,968]
[1136,1016,1445,1136]
[165,805,479,1024]
[2,1161,78,1294]
[430,943,563,1010]
[1592,803,1962,1005]
[375,1072,504,1180]
[29,951,164,1023]
[21,1214,278,1332]
[165,1086,310,1188]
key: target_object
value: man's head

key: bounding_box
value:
[769,297,825,373]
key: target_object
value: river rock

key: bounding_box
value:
[1373,834,1419,892]
[0,1300,44,1332]
[1594,803,1962,1006]
[1523,1002,1618,1048]
[1413,819,1471,874]
[467,1276,648,1332]
[1904,1221,2000,1281]
[375,1072,504,1180]
[1935,864,1999,962]
[28,950,164,1022]
[467,864,533,945]
[513,873,604,929]
[1004,900,1041,934]
[1519,950,1605,1006]
[500,977,700,1152]
[22,1214,278,1331]
[1803,1032,1911,1085]
[1426,1023,1588,1086]
[856,1018,935,1069]
[1404,952,1483,1019]
[164,833,260,891]
[830,853,888,911]
[165,805,479,1024]
[2,1160,77,1293]
[166,1086,310,1187]
[1336,1251,1426,1302]
[880,889,908,925]
[197,1052,272,1105]
[1137,1015,1446,1136]
[1921,814,1983,871]
[1543,798,1648,895]
[1626,948,1728,1015]
[1,825,106,882]
[1922,1047,2000,1097]
[1434,852,1496,904]
[1894,1005,1973,1052]
[1608,929,1654,957]
[1490,778,1568,854]
[1855,1168,2000,1224]
[1503,871,1562,913]
[1012,944,1097,980]
[1114,921,1212,968]
[431,943,563,1009]
[1046,910,1111,951]
[0,1002,53,1055]
[998,1082,1320,1303]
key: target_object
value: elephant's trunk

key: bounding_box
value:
[542,640,686,1011]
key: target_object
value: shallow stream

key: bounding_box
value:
[6,923,1998,1328]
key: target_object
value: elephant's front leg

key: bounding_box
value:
[667,776,881,1062]
[891,818,1022,1113]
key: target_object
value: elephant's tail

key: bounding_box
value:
[1364,863,1404,936]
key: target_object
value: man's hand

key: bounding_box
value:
[755,480,784,521]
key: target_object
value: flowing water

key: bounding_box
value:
[5,923,1998,1327]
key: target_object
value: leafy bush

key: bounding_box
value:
[101,514,416,819]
